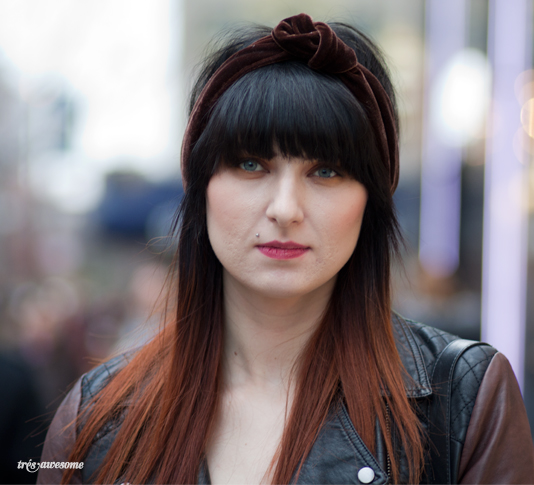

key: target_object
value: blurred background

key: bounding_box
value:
[0,0,533,481]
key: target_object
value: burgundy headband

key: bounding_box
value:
[181,13,399,194]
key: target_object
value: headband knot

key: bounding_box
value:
[272,14,358,73]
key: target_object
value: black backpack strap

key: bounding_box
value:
[427,338,487,484]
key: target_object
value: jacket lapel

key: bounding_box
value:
[296,315,432,484]
[296,404,389,484]
[392,314,432,398]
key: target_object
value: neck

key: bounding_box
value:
[221,271,335,391]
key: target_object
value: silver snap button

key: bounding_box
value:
[358,466,375,483]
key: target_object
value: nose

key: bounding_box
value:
[265,170,304,227]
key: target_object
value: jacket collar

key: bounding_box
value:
[392,313,432,398]
[198,315,431,485]
[199,402,391,485]
[292,315,432,484]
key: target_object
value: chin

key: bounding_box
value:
[247,275,331,301]
[255,286,306,300]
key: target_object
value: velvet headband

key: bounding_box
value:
[181,13,399,194]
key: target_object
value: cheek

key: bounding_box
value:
[341,197,367,236]
[320,190,367,260]
[207,178,231,233]
[206,176,237,242]
[206,174,258,255]
[325,185,367,229]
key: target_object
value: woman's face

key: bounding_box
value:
[206,154,368,301]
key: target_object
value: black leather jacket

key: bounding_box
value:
[38,316,534,484]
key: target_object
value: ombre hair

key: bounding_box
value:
[63,21,424,485]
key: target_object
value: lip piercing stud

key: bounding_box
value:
[255,233,260,237]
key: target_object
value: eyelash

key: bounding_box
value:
[237,159,341,178]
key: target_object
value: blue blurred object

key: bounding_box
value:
[95,172,183,240]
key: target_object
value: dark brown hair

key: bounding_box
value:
[63,20,423,485]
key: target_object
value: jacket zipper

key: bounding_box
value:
[386,403,392,483]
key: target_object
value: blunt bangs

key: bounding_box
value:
[192,61,382,184]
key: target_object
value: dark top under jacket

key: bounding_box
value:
[37,316,534,484]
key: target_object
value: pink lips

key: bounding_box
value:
[256,240,310,260]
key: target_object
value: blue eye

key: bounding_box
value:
[314,167,337,178]
[239,160,262,172]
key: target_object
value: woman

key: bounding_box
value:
[38,14,534,484]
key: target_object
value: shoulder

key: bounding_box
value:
[393,314,500,435]
[393,314,500,445]
[458,352,534,483]
[78,351,137,445]
[393,314,498,385]
[80,351,135,406]
[38,351,136,484]
[75,351,137,483]
[392,315,531,483]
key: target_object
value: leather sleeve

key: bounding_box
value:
[458,352,534,484]
[37,378,83,485]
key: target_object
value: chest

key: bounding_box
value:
[206,389,288,484]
